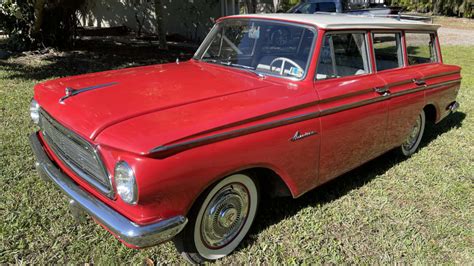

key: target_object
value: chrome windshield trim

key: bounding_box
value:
[193,18,318,81]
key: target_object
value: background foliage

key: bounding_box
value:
[1,0,472,52]
[0,0,86,50]
[383,0,471,17]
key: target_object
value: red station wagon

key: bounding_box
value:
[29,14,461,262]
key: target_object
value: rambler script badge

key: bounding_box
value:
[290,131,317,142]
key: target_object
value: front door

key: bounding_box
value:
[314,31,389,184]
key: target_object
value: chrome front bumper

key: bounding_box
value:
[29,133,187,248]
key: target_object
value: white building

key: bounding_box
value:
[77,0,242,42]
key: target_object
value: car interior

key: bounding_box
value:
[372,33,404,71]
[406,33,437,65]
[316,33,370,79]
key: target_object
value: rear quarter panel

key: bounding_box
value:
[418,64,462,122]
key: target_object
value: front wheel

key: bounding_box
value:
[401,110,426,156]
[174,173,259,263]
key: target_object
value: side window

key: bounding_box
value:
[372,32,403,71]
[406,32,438,65]
[316,32,370,80]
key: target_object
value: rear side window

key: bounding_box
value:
[316,32,370,80]
[406,32,438,65]
[372,33,403,71]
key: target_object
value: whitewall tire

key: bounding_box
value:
[401,110,426,156]
[174,173,259,263]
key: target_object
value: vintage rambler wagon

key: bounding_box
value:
[29,13,461,262]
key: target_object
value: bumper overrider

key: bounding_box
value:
[29,133,187,248]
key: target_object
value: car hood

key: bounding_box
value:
[35,60,274,141]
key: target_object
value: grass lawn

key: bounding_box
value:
[0,45,473,264]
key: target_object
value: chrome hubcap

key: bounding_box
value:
[201,183,249,249]
[403,115,422,151]
[219,207,238,228]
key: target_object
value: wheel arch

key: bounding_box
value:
[424,103,438,124]
[184,165,294,216]
[245,167,293,198]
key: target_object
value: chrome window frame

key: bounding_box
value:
[404,31,440,65]
[371,30,405,72]
[314,30,373,81]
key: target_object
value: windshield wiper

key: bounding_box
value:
[200,58,265,78]
[233,65,266,78]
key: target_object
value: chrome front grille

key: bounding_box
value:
[39,110,113,197]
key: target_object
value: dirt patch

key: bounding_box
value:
[438,27,474,46]
[433,16,474,30]
[0,38,196,81]
[434,16,474,46]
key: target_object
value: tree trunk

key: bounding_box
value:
[32,0,46,36]
[153,0,168,50]
[433,0,443,14]
[245,0,256,13]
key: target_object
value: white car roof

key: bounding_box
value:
[222,13,440,31]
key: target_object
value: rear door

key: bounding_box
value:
[403,31,461,122]
[371,31,426,150]
[314,31,388,184]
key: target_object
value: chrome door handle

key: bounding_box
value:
[374,87,390,96]
[413,79,426,86]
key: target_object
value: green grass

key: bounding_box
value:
[1,46,473,264]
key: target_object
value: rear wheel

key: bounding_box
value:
[174,173,259,263]
[401,110,426,156]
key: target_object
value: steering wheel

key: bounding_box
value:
[269,57,303,76]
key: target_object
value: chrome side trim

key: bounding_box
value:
[29,133,188,248]
[424,70,460,80]
[384,70,461,89]
[150,111,322,158]
[386,79,413,88]
[149,78,461,159]
[426,78,462,89]
[59,82,118,103]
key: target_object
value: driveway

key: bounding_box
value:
[438,27,474,46]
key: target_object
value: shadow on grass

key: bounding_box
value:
[243,111,466,248]
[0,39,195,81]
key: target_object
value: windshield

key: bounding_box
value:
[194,19,317,79]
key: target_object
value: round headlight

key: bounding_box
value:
[30,99,40,124]
[114,161,138,205]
